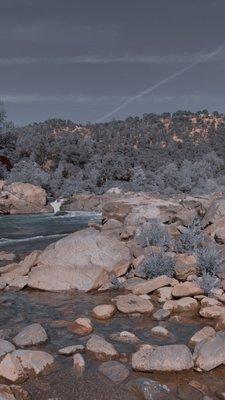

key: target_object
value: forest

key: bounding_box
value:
[1,104,225,198]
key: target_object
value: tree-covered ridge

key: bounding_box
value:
[1,109,225,197]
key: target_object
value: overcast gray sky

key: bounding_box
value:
[1,0,225,125]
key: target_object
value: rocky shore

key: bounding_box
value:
[2,188,225,398]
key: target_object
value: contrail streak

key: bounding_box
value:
[95,43,225,123]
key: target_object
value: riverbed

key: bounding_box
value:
[0,212,225,399]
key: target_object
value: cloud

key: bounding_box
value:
[0,50,225,66]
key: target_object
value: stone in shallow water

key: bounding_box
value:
[189,326,216,347]
[128,378,170,400]
[193,332,225,371]
[150,326,170,338]
[163,297,198,313]
[73,353,85,376]
[0,339,15,358]
[98,361,129,383]
[12,323,48,347]
[12,350,54,376]
[110,331,140,344]
[0,353,27,383]
[132,345,193,372]
[152,309,170,321]
[113,294,154,314]
[92,304,116,320]
[86,335,118,361]
[68,317,93,335]
[58,345,85,355]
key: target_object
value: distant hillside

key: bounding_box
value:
[1,110,225,197]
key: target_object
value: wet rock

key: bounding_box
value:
[0,385,16,400]
[68,318,93,335]
[150,326,170,338]
[177,382,203,400]
[199,305,225,318]
[110,331,140,344]
[155,287,172,303]
[10,386,31,400]
[128,275,172,295]
[0,353,27,383]
[98,361,129,383]
[171,282,203,297]
[113,294,154,314]
[92,304,116,320]
[13,323,48,347]
[193,332,225,371]
[152,309,170,321]
[0,339,15,358]
[132,345,193,372]
[86,335,118,361]
[128,378,170,400]
[28,228,131,292]
[58,344,85,355]
[73,353,85,376]
[13,350,54,376]
[189,326,216,347]
[163,297,198,313]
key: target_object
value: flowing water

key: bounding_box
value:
[0,212,225,399]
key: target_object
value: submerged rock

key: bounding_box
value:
[92,304,116,320]
[128,378,170,400]
[113,294,154,314]
[12,323,48,347]
[28,228,131,292]
[86,335,118,361]
[73,353,85,376]
[58,345,85,356]
[98,361,129,383]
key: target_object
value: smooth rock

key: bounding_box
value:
[13,324,48,347]
[98,361,129,383]
[189,326,216,347]
[128,275,172,295]
[0,252,15,262]
[172,282,203,297]
[193,332,225,371]
[86,335,118,361]
[132,345,193,372]
[73,353,85,376]
[163,297,198,313]
[12,350,54,376]
[92,304,116,320]
[113,294,154,314]
[201,297,222,307]
[0,339,15,358]
[68,318,93,335]
[199,306,225,319]
[58,345,85,355]
[9,276,28,290]
[151,326,170,338]
[0,354,26,383]
[152,309,170,321]
[110,331,140,344]
[28,228,131,292]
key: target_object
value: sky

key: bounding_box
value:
[1,0,225,125]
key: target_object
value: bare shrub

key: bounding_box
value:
[196,272,220,295]
[138,251,175,279]
[135,219,172,248]
[197,245,222,276]
[176,218,203,253]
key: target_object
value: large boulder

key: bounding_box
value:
[132,345,193,372]
[28,228,131,292]
[0,182,47,214]
[193,332,225,371]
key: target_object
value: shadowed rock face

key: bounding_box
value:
[28,228,131,292]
